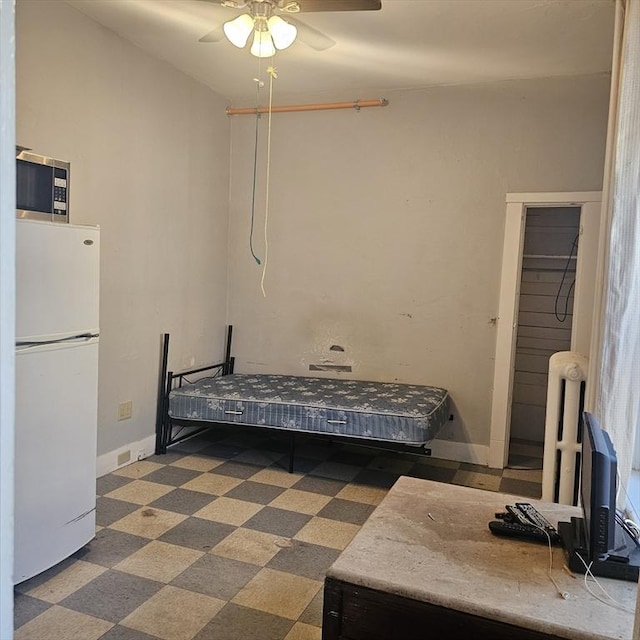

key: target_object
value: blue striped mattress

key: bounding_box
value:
[168,374,450,445]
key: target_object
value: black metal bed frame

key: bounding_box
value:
[155,326,235,456]
[155,325,433,473]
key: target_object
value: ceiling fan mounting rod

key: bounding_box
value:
[251,1,273,18]
[226,98,389,116]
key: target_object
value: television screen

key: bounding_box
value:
[580,411,617,558]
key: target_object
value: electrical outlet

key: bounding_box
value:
[117,450,131,466]
[118,400,133,421]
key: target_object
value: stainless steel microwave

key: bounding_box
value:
[16,149,70,223]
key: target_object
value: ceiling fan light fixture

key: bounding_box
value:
[223,13,254,48]
[251,28,277,57]
[267,16,297,50]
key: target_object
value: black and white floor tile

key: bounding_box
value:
[14,427,541,640]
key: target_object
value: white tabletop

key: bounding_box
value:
[327,476,637,640]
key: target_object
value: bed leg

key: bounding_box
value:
[288,434,295,473]
[160,370,174,454]
[155,333,170,455]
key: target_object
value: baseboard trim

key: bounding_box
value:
[429,439,489,466]
[96,434,488,477]
[96,434,156,478]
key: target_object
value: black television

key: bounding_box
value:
[558,411,640,581]
[580,411,617,559]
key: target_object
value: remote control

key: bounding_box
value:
[488,520,554,544]
[505,504,536,527]
[515,503,559,536]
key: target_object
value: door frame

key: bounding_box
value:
[488,192,602,469]
[0,0,16,631]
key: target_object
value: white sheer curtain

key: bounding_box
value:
[592,3,640,632]
[593,0,640,507]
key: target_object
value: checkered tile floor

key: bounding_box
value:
[14,427,542,640]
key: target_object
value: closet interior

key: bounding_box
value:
[508,206,581,468]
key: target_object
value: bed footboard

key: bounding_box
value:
[155,327,234,455]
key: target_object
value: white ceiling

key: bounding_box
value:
[67,0,615,104]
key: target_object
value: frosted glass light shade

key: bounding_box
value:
[223,14,254,48]
[251,30,276,57]
[267,16,297,50]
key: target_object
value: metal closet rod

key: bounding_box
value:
[226,98,389,116]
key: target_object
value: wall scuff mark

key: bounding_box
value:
[309,364,352,372]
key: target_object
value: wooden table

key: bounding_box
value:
[322,477,637,640]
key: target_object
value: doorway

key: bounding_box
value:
[508,206,580,468]
[489,192,601,470]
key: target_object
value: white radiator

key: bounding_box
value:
[541,351,589,505]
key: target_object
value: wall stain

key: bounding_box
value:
[309,364,352,372]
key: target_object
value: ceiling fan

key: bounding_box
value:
[198,0,382,57]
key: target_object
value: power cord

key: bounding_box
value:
[615,510,640,546]
[575,554,636,613]
[248,76,263,266]
[554,233,579,322]
[619,474,640,528]
[529,524,570,600]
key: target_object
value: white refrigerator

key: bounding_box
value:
[14,219,100,584]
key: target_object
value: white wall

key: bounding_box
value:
[227,75,610,459]
[16,0,231,461]
[14,0,611,464]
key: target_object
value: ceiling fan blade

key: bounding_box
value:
[293,0,381,12]
[287,16,336,51]
[199,24,226,43]
[196,0,246,7]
